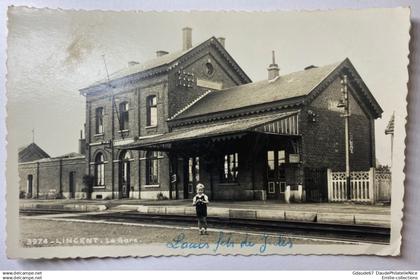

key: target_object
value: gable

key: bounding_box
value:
[173,37,251,86]
[309,77,371,119]
[167,37,252,118]
[305,58,383,119]
[18,143,50,163]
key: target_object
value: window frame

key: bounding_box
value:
[119,102,129,131]
[94,153,105,186]
[95,107,104,134]
[221,152,239,183]
[145,151,159,185]
[120,150,131,184]
[146,95,158,127]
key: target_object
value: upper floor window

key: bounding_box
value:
[94,152,105,186]
[119,102,129,130]
[147,95,157,127]
[221,153,239,183]
[95,107,104,134]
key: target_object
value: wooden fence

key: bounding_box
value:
[327,168,391,203]
[375,170,392,203]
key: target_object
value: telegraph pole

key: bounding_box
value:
[102,54,115,199]
[338,75,351,201]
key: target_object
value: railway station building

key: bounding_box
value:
[19,27,383,202]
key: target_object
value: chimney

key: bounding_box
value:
[267,50,280,80]
[217,37,226,48]
[78,129,86,155]
[128,61,139,67]
[182,27,192,51]
[156,50,169,57]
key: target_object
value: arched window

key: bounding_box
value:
[119,102,129,130]
[146,95,157,127]
[146,151,159,185]
[119,150,131,185]
[94,152,105,186]
[95,107,104,134]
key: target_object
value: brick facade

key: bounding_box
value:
[19,156,86,199]
[300,77,374,172]
[83,39,249,200]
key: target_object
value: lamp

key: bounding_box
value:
[307,110,317,122]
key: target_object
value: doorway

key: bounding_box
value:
[184,157,200,199]
[304,167,328,202]
[69,172,75,199]
[119,151,131,199]
[27,174,33,198]
[266,150,286,200]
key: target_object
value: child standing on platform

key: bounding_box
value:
[192,183,209,235]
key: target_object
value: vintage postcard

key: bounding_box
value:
[6,7,410,258]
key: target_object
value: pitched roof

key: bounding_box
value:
[173,61,341,120]
[82,36,251,92]
[18,143,50,163]
[55,152,84,159]
[172,58,383,121]
[90,49,191,87]
[18,151,86,165]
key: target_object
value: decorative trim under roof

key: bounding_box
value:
[169,90,213,120]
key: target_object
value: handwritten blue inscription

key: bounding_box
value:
[213,232,235,252]
[259,233,293,253]
[166,233,210,250]
[166,232,293,253]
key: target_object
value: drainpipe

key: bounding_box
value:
[111,94,115,199]
[36,162,40,198]
[59,159,63,197]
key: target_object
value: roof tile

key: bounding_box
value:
[174,61,342,119]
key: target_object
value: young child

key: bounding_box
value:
[192,183,209,235]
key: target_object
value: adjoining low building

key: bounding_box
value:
[18,143,86,199]
[19,27,383,202]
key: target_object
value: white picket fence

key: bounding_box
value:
[327,168,375,203]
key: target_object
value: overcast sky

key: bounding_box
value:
[6,7,409,168]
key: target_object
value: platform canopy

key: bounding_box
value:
[118,111,300,151]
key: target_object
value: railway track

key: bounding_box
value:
[20,209,390,244]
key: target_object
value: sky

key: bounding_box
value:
[6,7,410,168]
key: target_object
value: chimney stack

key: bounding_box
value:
[217,37,226,48]
[156,50,169,57]
[78,129,86,155]
[182,27,192,51]
[267,50,280,80]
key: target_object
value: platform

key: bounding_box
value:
[19,199,391,228]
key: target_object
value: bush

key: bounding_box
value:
[82,174,95,200]
[19,191,26,199]
[156,192,168,200]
